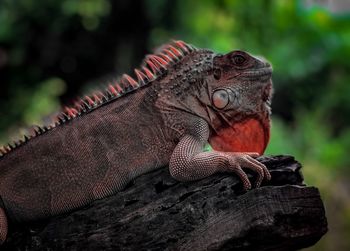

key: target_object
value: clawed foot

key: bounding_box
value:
[220,152,271,190]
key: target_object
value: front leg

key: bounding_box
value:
[169,119,271,190]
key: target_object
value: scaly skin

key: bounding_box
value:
[0,41,273,244]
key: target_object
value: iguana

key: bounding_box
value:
[0,40,273,244]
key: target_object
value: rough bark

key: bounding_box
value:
[4,155,327,251]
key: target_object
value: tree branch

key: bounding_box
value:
[4,155,327,251]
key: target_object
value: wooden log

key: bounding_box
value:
[3,155,327,250]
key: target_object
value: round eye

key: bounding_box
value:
[212,89,229,109]
[232,55,246,65]
[213,68,221,80]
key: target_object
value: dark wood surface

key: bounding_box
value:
[4,155,327,250]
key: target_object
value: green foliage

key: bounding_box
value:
[61,0,110,30]
[0,0,111,144]
[1,0,350,249]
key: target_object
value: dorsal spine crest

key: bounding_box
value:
[0,40,197,158]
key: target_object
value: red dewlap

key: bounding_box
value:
[209,118,270,155]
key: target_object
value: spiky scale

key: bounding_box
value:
[74,101,84,113]
[122,74,139,88]
[97,91,108,102]
[151,55,168,66]
[142,67,155,79]
[148,56,165,70]
[61,112,70,121]
[33,126,42,135]
[120,80,133,92]
[57,114,66,123]
[71,108,78,116]
[145,58,162,75]
[92,94,102,104]
[0,147,7,154]
[169,45,183,57]
[105,88,112,97]
[174,40,190,53]
[85,96,95,107]
[159,52,172,63]
[33,127,39,134]
[164,49,179,61]
[108,85,118,96]
[134,69,148,85]
[79,99,91,110]
[114,83,123,94]
[65,108,76,118]
[188,44,196,52]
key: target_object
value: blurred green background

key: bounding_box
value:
[0,0,349,250]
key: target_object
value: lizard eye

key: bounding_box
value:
[213,68,221,80]
[212,89,229,109]
[232,55,246,66]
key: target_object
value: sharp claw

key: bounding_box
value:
[244,184,252,191]
[239,172,252,191]
[242,177,252,191]
[241,156,268,188]
[254,177,263,188]
[245,156,271,182]
[228,159,252,190]
[240,175,252,191]
[227,153,271,190]
[257,161,271,181]
[265,170,272,181]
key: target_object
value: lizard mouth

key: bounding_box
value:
[208,117,270,155]
[242,67,273,82]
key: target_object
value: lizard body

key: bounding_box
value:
[0,41,273,244]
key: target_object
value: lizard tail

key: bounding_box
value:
[0,207,8,245]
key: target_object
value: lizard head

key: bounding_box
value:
[205,50,273,155]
